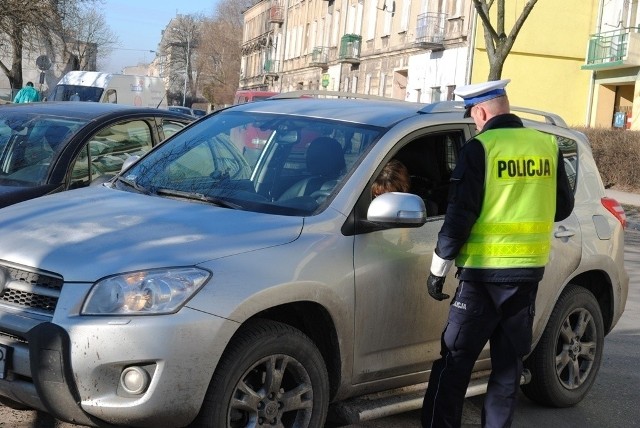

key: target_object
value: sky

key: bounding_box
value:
[101,0,220,73]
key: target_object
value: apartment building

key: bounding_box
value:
[582,0,640,129]
[241,0,635,130]
[240,0,474,103]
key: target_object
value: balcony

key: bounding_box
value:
[582,27,640,70]
[263,59,280,76]
[310,46,329,67]
[269,1,284,24]
[339,34,362,63]
[415,12,445,50]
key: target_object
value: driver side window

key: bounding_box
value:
[385,130,465,217]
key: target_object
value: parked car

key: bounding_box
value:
[168,106,197,116]
[0,93,628,427]
[233,89,279,104]
[0,101,194,208]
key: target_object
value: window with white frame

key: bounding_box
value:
[367,0,378,40]
[379,73,387,96]
[383,0,392,36]
[431,86,442,102]
[332,10,341,46]
[400,0,411,32]
[355,1,364,35]
[347,4,356,33]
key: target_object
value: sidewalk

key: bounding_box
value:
[605,189,640,207]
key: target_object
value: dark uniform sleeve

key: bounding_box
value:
[554,150,575,222]
[434,139,485,261]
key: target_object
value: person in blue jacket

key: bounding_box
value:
[421,79,575,428]
[13,82,40,103]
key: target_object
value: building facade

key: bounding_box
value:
[470,1,599,128]
[240,0,475,103]
[240,0,634,130]
[582,0,640,129]
[0,36,94,102]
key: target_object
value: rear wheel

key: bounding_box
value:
[190,319,329,428]
[522,285,604,407]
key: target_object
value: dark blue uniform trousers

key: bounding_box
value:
[422,280,538,428]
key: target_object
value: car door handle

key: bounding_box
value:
[554,229,575,238]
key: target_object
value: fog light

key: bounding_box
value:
[120,366,150,395]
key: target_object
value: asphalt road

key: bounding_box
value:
[1,219,639,428]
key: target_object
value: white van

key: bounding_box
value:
[48,71,167,108]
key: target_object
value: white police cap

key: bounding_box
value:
[454,79,511,117]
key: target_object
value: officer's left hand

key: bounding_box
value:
[427,273,450,301]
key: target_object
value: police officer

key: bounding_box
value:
[421,79,574,428]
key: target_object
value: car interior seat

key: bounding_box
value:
[278,136,346,201]
[44,125,72,149]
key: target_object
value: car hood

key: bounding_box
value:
[0,182,59,209]
[0,186,303,282]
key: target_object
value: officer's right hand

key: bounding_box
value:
[427,273,450,301]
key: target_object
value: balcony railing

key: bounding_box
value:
[582,27,640,70]
[415,12,445,49]
[339,34,362,63]
[263,59,280,75]
[310,47,329,67]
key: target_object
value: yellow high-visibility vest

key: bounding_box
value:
[456,128,558,268]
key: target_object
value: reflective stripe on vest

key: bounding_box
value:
[456,128,558,268]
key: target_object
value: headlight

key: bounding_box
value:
[82,267,210,315]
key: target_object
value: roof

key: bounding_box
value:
[0,102,187,121]
[229,97,425,128]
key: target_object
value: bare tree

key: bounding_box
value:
[472,0,539,80]
[160,14,202,106]
[0,0,64,90]
[0,0,103,93]
[197,0,254,106]
[62,5,119,71]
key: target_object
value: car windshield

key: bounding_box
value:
[49,84,103,102]
[120,110,384,216]
[0,112,87,185]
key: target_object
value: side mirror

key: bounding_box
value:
[367,192,427,226]
[120,155,141,173]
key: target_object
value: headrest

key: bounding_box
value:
[306,137,346,178]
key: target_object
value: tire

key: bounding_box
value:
[190,319,329,428]
[522,285,604,407]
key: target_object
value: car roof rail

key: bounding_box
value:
[510,106,568,128]
[419,101,568,128]
[270,90,403,102]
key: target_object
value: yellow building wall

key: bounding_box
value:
[471,1,600,127]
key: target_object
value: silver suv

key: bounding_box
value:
[0,93,628,427]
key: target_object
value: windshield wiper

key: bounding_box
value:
[155,188,242,209]
[116,176,151,194]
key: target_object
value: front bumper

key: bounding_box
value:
[0,306,236,427]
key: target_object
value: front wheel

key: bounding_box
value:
[522,285,604,407]
[190,319,329,428]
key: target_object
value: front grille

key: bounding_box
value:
[0,264,63,314]
[1,288,58,312]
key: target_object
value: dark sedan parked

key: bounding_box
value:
[0,102,194,208]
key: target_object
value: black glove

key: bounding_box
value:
[427,273,450,301]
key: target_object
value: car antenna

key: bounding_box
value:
[156,94,167,109]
